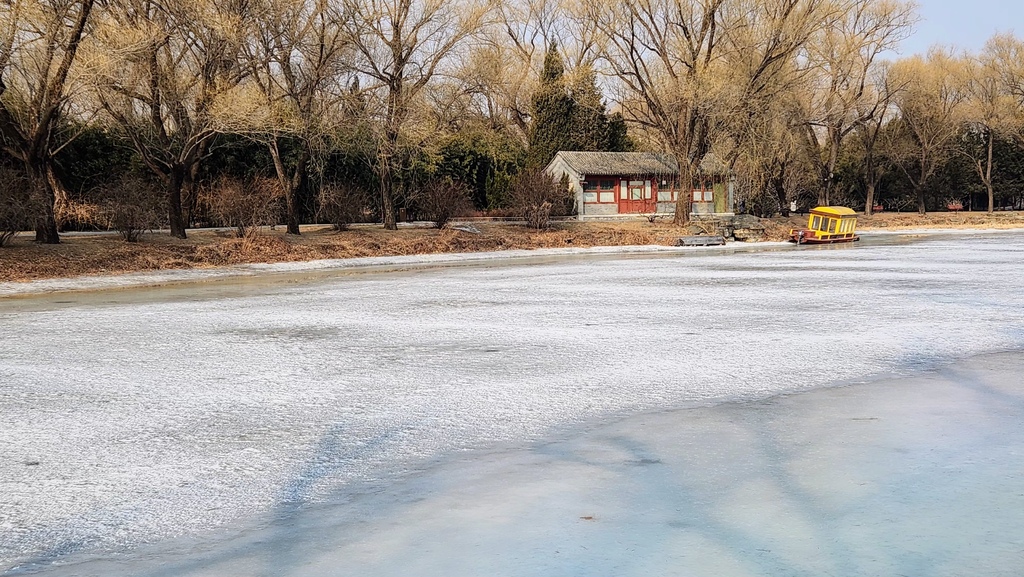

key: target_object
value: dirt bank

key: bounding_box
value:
[2,212,1022,282]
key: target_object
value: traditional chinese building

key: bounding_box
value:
[544,151,733,218]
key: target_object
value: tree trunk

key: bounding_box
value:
[816,165,828,206]
[380,166,397,230]
[269,141,307,235]
[916,185,926,215]
[46,164,72,230]
[29,162,60,244]
[379,125,399,230]
[864,181,876,216]
[863,153,876,216]
[774,174,788,216]
[380,79,404,231]
[986,130,994,214]
[821,129,842,207]
[183,145,207,228]
[672,156,692,226]
[168,165,187,239]
[285,154,308,235]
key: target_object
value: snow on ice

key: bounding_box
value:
[2,231,1024,575]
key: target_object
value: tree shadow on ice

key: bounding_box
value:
[130,422,409,577]
[257,422,411,577]
[1,536,94,576]
[535,404,944,577]
[528,427,835,576]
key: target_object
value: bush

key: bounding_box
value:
[509,168,574,229]
[412,178,473,228]
[202,177,282,237]
[0,167,33,247]
[96,175,164,242]
[316,183,370,230]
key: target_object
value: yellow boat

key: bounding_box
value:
[790,206,859,244]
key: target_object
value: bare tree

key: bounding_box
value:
[413,177,473,228]
[201,176,281,237]
[234,0,351,235]
[855,61,901,215]
[340,0,488,230]
[0,0,97,243]
[589,0,831,225]
[95,0,249,238]
[795,0,915,205]
[509,166,571,228]
[890,49,968,214]
[961,34,1023,213]
[316,182,369,230]
[732,97,813,215]
[988,33,1024,109]
[453,0,605,144]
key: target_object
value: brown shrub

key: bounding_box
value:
[201,177,282,237]
[0,167,33,247]
[412,178,473,229]
[96,175,164,242]
[316,183,370,230]
[509,168,575,229]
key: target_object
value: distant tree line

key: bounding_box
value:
[3,0,1024,246]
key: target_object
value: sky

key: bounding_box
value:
[899,0,1024,55]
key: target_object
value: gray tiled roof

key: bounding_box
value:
[553,151,727,176]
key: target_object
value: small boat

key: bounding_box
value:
[790,206,859,244]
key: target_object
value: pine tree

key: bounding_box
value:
[526,43,576,168]
[567,69,610,151]
[526,46,633,168]
[606,113,634,152]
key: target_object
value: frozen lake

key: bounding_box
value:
[2,232,1024,575]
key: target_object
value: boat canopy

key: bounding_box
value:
[809,206,857,218]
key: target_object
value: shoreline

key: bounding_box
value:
[4,212,1024,287]
[0,243,769,299]
[3,227,1023,299]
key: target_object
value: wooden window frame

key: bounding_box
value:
[583,178,618,204]
[658,179,679,202]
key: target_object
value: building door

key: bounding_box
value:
[618,179,656,213]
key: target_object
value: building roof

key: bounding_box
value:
[548,151,728,177]
[554,152,677,176]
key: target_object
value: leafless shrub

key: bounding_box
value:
[412,178,473,229]
[57,199,103,231]
[202,177,282,237]
[0,167,33,247]
[316,183,370,230]
[734,176,780,218]
[509,168,574,229]
[95,176,164,242]
[887,194,916,213]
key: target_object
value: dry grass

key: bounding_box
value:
[2,213,1022,283]
[0,221,681,282]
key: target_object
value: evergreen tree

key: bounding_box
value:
[568,69,610,151]
[526,45,633,168]
[606,113,634,152]
[526,43,577,168]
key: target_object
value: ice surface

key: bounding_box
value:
[2,232,1024,575]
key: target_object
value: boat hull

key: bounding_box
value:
[789,230,859,244]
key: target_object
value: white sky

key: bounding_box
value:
[899,0,1024,55]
